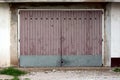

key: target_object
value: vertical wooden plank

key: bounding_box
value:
[20,11,24,55]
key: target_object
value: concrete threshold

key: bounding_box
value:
[18,67,111,72]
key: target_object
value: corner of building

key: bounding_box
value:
[0,3,11,67]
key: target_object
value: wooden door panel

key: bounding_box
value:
[61,11,103,66]
[20,10,61,67]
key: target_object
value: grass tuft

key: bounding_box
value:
[24,78,31,80]
[113,68,120,72]
[0,67,27,76]
[12,76,20,80]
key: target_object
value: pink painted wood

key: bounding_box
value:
[61,11,102,55]
[20,10,61,55]
[20,10,102,56]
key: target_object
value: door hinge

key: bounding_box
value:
[102,38,103,42]
[101,11,104,14]
[19,11,21,14]
[102,11,103,14]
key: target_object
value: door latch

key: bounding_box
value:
[61,60,64,64]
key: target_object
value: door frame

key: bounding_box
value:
[18,9,105,67]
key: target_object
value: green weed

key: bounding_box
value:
[113,68,120,72]
[12,76,19,80]
[24,78,31,80]
[0,67,27,80]
[0,67,26,76]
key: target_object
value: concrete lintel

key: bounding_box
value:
[0,0,120,3]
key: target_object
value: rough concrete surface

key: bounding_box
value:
[0,75,13,79]
[0,0,120,2]
[18,70,120,80]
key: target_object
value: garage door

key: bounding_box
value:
[19,10,103,67]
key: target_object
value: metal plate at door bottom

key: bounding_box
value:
[62,55,102,67]
[20,55,61,67]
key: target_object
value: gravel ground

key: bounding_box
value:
[0,75,13,79]
[19,70,120,80]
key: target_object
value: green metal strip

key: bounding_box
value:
[62,55,102,67]
[20,55,61,67]
[20,55,102,67]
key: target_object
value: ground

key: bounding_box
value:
[1,69,120,80]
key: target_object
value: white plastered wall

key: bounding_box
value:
[0,3,10,67]
[111,3,120,57]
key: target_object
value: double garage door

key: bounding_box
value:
[19,10,103,67]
